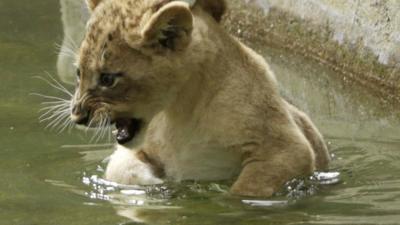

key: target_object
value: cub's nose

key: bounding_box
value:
[71,105,90,125]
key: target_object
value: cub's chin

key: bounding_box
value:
[114,118,146,148]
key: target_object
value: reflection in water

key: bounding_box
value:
[78,169,340,223]
[49,0,400,225]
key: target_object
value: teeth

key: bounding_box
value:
[112,129,118,136]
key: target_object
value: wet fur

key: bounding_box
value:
[76,0,330,197]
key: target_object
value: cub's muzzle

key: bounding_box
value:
[71,104,90,125]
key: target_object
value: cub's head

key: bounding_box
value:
[71,0,226,145]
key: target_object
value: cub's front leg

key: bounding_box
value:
[105,145,163,185]
[231,136,315,197]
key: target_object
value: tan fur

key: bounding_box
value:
[73,0,330,197]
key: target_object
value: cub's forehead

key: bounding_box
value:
[79,0,154,67]
[82,0,179,49]
[85,0,159,34]
[85,0,140,41]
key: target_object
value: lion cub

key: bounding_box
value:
[71,0,330,197]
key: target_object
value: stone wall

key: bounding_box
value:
[252,0,400,65]
[56,0,400,102]
[224,0,400,103]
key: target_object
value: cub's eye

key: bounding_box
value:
[99,73,122,88]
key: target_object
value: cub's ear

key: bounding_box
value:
[86,0,103,11]
[195,0,226,22]
[141,1,193,51]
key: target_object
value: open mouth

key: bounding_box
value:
[115,118,143,145]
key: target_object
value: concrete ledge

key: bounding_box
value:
[223,0,400,103]
[57,0,400,103]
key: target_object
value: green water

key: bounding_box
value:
[1,1,400,225]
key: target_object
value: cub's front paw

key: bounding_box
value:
[105,145,163,185]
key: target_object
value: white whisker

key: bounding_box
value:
[67,119,75,133]
[39,108,68,122]
[104,117,110,140]
[30,93,68,101]
[100,116,108,141]
[44,72,73,96]
[41,100,70,105]
[32,71,75,135]
[90,115,102,143]
[58,49,77,59]
[61,144,114,149]
[39,103,69,113]
[48,113,70,130]
[56,41,78,58]
[33,76,71,97]
[42,111,69,126]
[33,70,114,142]
[86,117,95,133]
[39,107,70,122]
[96,114,106,143]
[33,75,73,97]
[65,34,79,51]
[45,117,64,130]
[58,116,73,134]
